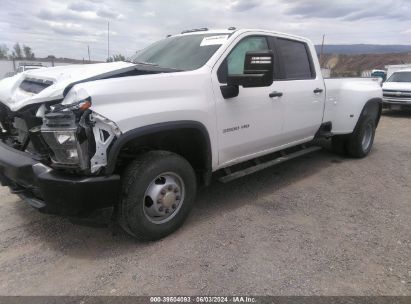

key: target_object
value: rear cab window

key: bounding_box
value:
[275,38,315,80]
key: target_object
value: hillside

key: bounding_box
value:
[319,53,411,77]
[315,44,411,55]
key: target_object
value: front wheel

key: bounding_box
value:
[118,151,197,241]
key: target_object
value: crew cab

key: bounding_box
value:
[382,70,411,110]
[0,28,382,240]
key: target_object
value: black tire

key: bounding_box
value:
[331,135,347,156]
[346,115,376,158]
[118,151,197,241]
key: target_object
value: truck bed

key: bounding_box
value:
[323,78,382,134]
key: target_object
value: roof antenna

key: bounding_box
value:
[320,34,325,68]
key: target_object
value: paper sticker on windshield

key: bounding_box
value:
[200,35,229,46]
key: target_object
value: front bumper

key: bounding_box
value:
[0,141,120,216]
[382,98,411,109]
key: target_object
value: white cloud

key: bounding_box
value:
[225,0,262,11]
[143,11,156,17]
[68,2,96,12]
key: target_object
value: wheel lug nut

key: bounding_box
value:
[172,204,176,209]
[161,190,166,195]
[159,207,164,212]
[168,185,173,191]
[176,196,181,200]
[165,209,170,214]
[174,188,179,193]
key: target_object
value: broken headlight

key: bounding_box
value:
[41,111,89,169]
[44,130,78,164]
[40,105,121,174]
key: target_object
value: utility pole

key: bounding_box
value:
[320,34,325,68]
[107,21,110,61]
[87,45,91,63]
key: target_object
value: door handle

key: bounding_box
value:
[269,91,283,98]
[313,88,324,94]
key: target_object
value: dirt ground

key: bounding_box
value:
[0,110,410,296]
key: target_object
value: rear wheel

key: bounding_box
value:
[118,151,197,241]
[332,114,376,158]
[346,116,376,158]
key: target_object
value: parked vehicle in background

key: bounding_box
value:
[371,69,387,82]
[0,28,382,240]
[386,64,411,79]
[16,62,44,74]
[382,70,411,110]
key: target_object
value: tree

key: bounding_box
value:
[106,54,126,62]
[0,44,8,59]
[23,45,35,59]
[12,43,22,59]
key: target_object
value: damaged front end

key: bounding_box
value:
[0,95,122,216]
[0,95,121,176]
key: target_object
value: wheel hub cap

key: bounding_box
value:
[162,192,177,208]
[143,173,185,224]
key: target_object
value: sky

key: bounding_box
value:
[0,0,410,61]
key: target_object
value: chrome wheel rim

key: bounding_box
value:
[143,172,185,224]
[362,123,373,151]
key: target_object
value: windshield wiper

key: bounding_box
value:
[126,60,184,72]
[132,61,159,66]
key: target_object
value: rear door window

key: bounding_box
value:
[277,38,314,80]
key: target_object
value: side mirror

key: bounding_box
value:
[227,51,274,88]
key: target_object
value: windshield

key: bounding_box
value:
[129,33,229,71]
[386,72,411,83]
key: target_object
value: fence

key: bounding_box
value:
[0,60,82,80]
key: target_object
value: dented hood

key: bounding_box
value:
[0,61,136,111]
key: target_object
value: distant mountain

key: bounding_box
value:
[315,44,411,55]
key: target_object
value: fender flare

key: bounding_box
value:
[105,120,212,177]
[359,97,383,128]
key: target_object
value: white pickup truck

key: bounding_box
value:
[0,28,382,240]
[382,70,411,110]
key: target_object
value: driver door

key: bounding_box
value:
[211,35,284,167]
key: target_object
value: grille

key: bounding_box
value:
[0,102,50,156]
[383,90,411,99]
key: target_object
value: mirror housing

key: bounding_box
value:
[227,51,274,88]
[220,84,239,99]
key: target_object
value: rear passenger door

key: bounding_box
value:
[271,37,325,143]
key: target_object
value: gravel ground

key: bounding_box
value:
[0,110,410,296]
